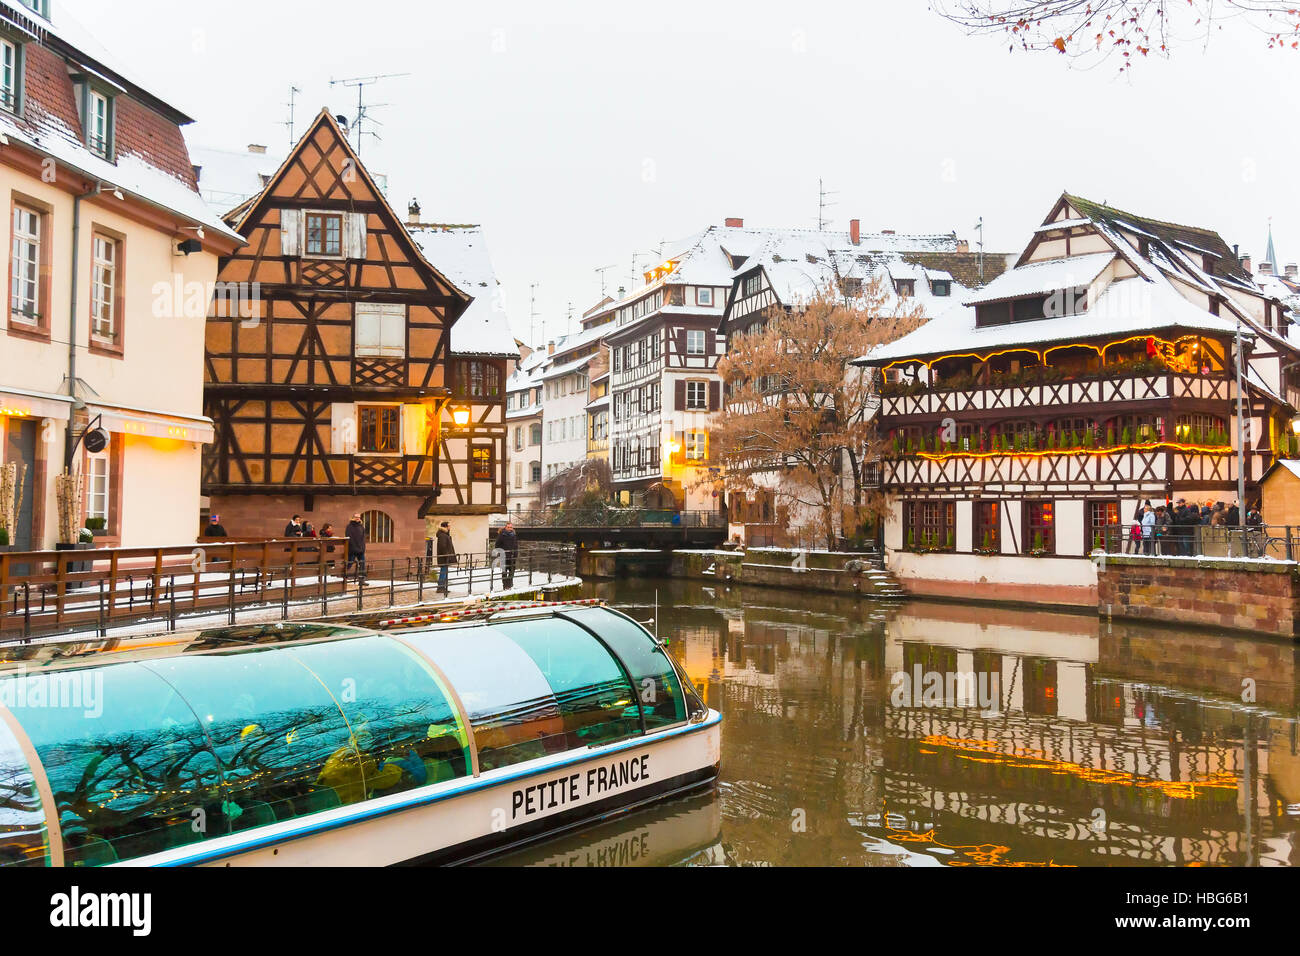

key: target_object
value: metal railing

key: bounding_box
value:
[1095,523,1297,561]
[0,540,576,643]
[501,508,727,530]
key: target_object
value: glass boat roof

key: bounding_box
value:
[0,605,704,867]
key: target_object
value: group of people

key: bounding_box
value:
[1126,498,1263,555]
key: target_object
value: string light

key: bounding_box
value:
[915,441,1232,462]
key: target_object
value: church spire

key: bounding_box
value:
[1265,220,1279,271]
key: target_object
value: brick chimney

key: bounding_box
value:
[247,144,267,154]
[724,217,743,228]
[956,240,969,253]
[849,219,860,245]
[547,340,555,356]
[1241,254,1253,274]
[882,229,895,235]
[1261,261,1274,276]
[1287,263,1297,279]
[407,199,421,226]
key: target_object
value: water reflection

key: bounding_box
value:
[489,578,1300,867]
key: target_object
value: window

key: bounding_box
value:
[686,380,707,410]
[0,37,19,114]
[973,500,999,552]
[514,427,523,451]
[932,280,951,297]
[743,274,761,297]
[453,360,502,398]
[16,0,46,16]
[895,279,915,297]
[696,287,713,306]
[685,431,706,461]
[531,462,541,483]
[686,329,706,355]
[305,212,343,256]
[1086,500,1120,552]
[87,454,109,524]
[472,445,492,481]
[355,303,405,358]
[85,89,111,158]
[529,423,542,445]
[1024,500,1055,554]
[10,204,40,323]
[904,500,955,552]
[358,406,400,453]
[90,234,118,342]
[360,510,394,544]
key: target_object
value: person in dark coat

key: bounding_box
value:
[1225,502,1241,526]
[345,513,367,582]
[435,521,456,595]
[496,522,519,588]
[284,514,304,537]
[203,514,228,538]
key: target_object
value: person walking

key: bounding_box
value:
[436,521,457,595]
[496,521,519,589]
[345,513,367,583]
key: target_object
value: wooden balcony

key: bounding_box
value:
[880,372,1232,420]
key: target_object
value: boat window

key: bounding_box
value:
[494,618,642,749]
[286,637,470,797]
[145,648,367,831]
[4,662,224,865]
[559,608,699,729]
[0,716,48,867]
[404,628,563,772]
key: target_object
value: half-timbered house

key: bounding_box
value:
[201,111,507,558]
[857,193,1299,607]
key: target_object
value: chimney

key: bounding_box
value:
[1287,263,1297,279]
[547,340,555,356]
[247,144,267,154]
[617,285,625,300]
[882,228,895,235]
[849,219,860,245]
[1260,261,1274,276]
[407,199,421,226]
[956,240,969,253]
[724,217,743,228]
[1242,254,1253,274]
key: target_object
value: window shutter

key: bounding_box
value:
[355,305,380,353]
[675,379,686,411]
[381,306,405,357]
[345,212,367,259]
[401,403,426,456]
[709,381,720,411]
[330,403,357,454]
[280,209,302,256]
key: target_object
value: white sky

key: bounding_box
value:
[64,0,1300,346]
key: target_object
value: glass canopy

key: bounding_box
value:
[0,606,702,867]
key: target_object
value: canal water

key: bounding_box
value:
[489,577,1300,867]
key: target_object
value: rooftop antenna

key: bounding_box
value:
[284,86,301,145]
[529,282,539,348]
[594,264,616,297]
[974,216,985,284]
[567,301,575,337]
[818,177,838,231]
[328,72,411,155]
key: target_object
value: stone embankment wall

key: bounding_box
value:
[1097,556,1300,639]
[669,549,904,599]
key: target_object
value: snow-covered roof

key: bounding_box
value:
[864,276,1245,364]
[1267,459,1300,482]
[189,144,283,215]
[408,225,517,357]
[541,352,595,381]
[963,252,1113,306]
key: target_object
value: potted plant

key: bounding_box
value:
[1028,530,1051,557]
[85,516,107,537]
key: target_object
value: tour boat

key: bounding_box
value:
[0,603,721,867]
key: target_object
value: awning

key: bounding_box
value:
[87,401,215,444]
[0,387,73,421]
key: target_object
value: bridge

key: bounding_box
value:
[496,508,728,549]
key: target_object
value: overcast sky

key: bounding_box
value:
[64,0,1300,346]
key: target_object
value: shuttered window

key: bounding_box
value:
[355,303,406,358]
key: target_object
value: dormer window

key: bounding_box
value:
[975,287,1087,327]
[73,77,115,160]
[895,278,915,297]
[0,37,20,114]
[931,280,951,297]
[16,0,48,17]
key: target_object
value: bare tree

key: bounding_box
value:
[932,0,1300,69]
[539,457,612,508]
[711,279,924,550]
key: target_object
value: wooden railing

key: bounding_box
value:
[0,538,348,641]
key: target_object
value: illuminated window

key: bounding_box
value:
[973,500,999,551]
[1024,500,1055,554]
[305,212,342,256]
[471,444,493,481]
[685,431,707,461]
[1086,500,1120,551]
